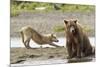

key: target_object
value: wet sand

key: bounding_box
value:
[11,47,95,66]
[11,47,67,64]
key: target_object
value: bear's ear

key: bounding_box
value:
[74,20,77,24]
[64,20,68,24]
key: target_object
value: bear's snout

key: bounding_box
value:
[70,26,75,33]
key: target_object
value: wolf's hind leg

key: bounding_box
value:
[26,39,31,49]
[24,39,31,49]
[23,41,27,48]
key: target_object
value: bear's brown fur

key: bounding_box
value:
[64,19,94,59]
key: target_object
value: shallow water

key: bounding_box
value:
[11,37,95,48]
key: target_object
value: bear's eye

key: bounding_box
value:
[68,25,70,28]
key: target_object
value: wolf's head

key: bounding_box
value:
[50,34,59,42]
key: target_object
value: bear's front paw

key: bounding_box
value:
[67,56,73,59]
[26,46,32,49]
[75,55,81,58]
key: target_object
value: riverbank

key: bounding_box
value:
[10,47,67,64]
[10,36,95,66]
[11,11,95,37]
[10,37,95,66]
[11,47,95,66]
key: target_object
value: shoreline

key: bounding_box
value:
[10,37,95,48]
[10,47,95,66]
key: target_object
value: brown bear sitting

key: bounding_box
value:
[64,19,94,59]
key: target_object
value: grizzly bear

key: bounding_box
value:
[64,19,94,59]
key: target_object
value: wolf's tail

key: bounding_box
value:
[20,31,24,43]
[17,28,25,43]
[14,28,23,33]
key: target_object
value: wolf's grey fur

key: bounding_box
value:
[19,26,60,49]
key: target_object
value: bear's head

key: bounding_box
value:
[64,19,79,35]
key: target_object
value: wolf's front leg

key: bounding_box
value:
[49,43,61,47]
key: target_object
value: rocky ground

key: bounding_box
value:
[10,11,95,66]
[11,47,67,64]
[11,47,95,65]
[10,11,95,37]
